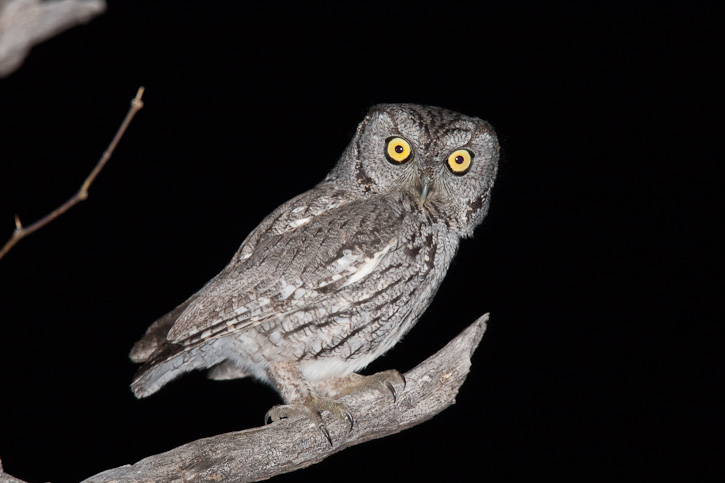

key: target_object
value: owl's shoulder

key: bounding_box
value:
[234,182,352,261]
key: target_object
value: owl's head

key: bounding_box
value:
[330,104,499,238]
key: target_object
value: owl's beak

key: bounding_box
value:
[419,175,432,205]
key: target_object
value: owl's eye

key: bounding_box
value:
[446,149,473,175]
[385,137,413,164]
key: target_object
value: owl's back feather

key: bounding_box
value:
[130,194,415,397]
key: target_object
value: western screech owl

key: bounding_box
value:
[130,104,499,442]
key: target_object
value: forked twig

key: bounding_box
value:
[0,86,145,261]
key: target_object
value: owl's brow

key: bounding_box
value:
[402,108,472,152]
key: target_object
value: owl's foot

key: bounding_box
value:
[315,369,407,402]
[264,395,354,446]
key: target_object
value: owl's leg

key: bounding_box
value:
[313,369,407,402]
[264,361,353,445]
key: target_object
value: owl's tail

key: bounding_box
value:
[130,344,224,398]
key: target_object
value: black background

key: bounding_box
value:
[0,3,721,482]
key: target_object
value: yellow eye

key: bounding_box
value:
[385,137,413,164]
[447,149,473,175]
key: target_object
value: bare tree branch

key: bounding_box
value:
[0,0,106,77]
[0,457,29,483]
[0,315,488,482]
[0,87,145,261]
[80,314,489,483]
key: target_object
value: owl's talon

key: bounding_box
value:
[324,369,407,403]
[319,423,333,446]
[345,409,354,431]
[372,370,406,402]
[263,396,353,444]
[264,405,288,425]
[385,381,397,402]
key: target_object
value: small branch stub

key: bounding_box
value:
[0,87,145,262]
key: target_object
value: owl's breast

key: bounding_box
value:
[283,206,460,379]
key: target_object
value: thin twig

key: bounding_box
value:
[0,86,145,261]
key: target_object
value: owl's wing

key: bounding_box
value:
[165,196,406,346]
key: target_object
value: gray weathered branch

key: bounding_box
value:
[0,458,29,483]
[83,314,489,482]
[0,314,488,483]
[0,0,106,77]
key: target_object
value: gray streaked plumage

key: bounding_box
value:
[130,104,499,424]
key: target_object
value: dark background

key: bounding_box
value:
[0,3,721,482]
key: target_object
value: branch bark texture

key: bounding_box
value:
[82,313,489,483]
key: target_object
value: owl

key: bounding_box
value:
[130,104,499,442]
